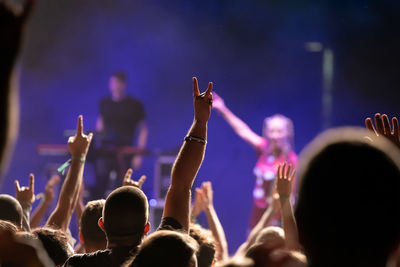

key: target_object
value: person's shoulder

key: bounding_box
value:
[64,250,111,266]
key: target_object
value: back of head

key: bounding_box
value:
[190,223,216,267]
[33,227,73,266]
[245,243,273,267]
[130,230,199,267]
[80,199,106,250]
[295,127,400,265]
[254,226,285,250]
[216,257,254,267]
[0,194,22,228]
[0,219,18,233]
[103,186,148,246]
[112,70,127,83]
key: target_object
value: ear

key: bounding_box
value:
[98,217,105,232]
[144,222,150,235]
[79,231,84,244]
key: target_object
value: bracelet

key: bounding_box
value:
[184,135,207,144]
[279,195,290,201]
[57,156,86,175]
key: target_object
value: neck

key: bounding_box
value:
[111,93,126,102]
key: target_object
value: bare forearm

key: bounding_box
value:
[171,120,207,189]
[246,206,275,249]
[46,160,84,231]
[163,120,207,231]
[30,201,51,229]
[280,199,301,250]
[204,205,229,261]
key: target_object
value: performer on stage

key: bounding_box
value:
[92,71,148,199]
[212,92,297,228]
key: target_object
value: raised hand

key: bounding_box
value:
[191,188,204,219]
[15,173,35,204]
[211,92,226,111]
[276,163,296,199]
[201,181,214,209]
[0,0,36,52]
[193,77,213,124]
[44,175,60,203]
[122,168,146,189]
[68,115,93,158]
[365,113,400,148]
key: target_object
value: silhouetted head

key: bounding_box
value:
[129,230,199,267]
[79,199,107,252]
[295,127,400,267]
[254,226,285,250]
[0,219,18,233]
[190,223,216,267]
[32,227,73,266]
[0,194,23,228]
[215,257,254,267]
[101,186,149,247]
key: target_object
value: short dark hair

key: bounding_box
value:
[295,128,400,266]
[80,199,106,247]
[111,71,127,83]
[0,194,23,227]
[215,257,254,267]
[129,230,198,267]
[190,223,216,267]
[33,227,73,265]
[103,186,148,246]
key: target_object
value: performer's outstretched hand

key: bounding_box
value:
[122,168,146,189]
[365,113,400,149]
[193,77,213,124]
[68,115,93,158]
[212,92,226,111]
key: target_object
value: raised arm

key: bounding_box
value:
[212,92,264,149]
[46,116,93,232]
[0,0,35,173]
[15,173,36,232]
[30,175,60,229]
[276,163,301,251]
[162,77,213,232]
[365,113,400,149]
[200,181,229,261]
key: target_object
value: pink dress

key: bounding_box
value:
[252,139,297,209]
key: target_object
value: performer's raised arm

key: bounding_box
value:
[132,120,148,170]
[213,92,264,149]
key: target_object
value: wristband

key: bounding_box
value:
[184,135,207,144]
[57,156,85,175]
[279,195,290,201]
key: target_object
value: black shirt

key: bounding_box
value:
[63,217,182,267]
[99,96,145,146]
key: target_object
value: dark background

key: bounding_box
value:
[2,0,400,253]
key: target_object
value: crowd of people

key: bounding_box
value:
[2,1,400,267]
